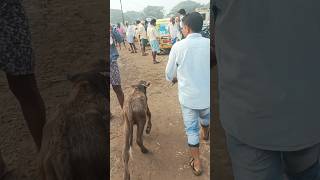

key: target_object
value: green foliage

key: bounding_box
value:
[142,6,164,19]
[169,0,204,15]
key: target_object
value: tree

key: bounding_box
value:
[169,0,204,15]
[142,6,164,19]
[124,11,144,24]
[110,9,123,24]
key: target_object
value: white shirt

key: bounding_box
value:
[147,25,158,41]
[165,33,210,109]
[137,23,147,40]
[168,23,179,39]
[180,15,184,28]
[126,25,135,37]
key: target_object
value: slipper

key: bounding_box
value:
[189,158,202,176]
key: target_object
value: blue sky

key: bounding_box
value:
[110,0,210,13]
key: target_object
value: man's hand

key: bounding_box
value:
[171,77,178,85]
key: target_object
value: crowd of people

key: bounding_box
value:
[110,9,210,177]
[110,8,202,65]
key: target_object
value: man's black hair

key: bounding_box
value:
[150,19,156,25]
[178,9,186,15]
[182,12,203,33]
[136,20,141,24]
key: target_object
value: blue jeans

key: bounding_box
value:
[180,105,210,146]
[226,134,320,180]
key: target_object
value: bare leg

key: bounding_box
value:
[152,52,159,64]
[132,43,137,53]
[112,85,124,109]
[146,107,152,134]
[136,122,148,153]
[190,147,202,175]
[6,74,46,150]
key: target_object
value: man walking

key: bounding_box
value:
[147,19,160,64]
[110,26,125,109]
[165,12,210,176]
[136,20,148,56]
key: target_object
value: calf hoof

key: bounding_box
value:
[141,147,149,154]
[146,127,151,134]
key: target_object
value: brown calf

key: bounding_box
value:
[38,70,108,180]
[122,81,152,180]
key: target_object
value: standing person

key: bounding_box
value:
[116,23,127,50]
[175,16,183,41]
[165,12,210,176]
[136,20,148,56]
[214,1,320,180]
[0,1,46,177]
[112,25,124,50]
[126,24,137,53]
[147,19,160,64]
[178,8,187,39]
[168,17,179,45]
[110,26,124,109]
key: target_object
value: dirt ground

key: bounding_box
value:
[110,45,210,180]
[0,0,107,179]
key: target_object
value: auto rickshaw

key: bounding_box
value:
[155,18,172,54]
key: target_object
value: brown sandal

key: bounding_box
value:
[189,158,202,176]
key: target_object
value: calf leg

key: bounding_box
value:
[123,117,132,180]
[136,121,148,153]
[146,108,152,134]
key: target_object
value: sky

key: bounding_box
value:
[110,0,209,14]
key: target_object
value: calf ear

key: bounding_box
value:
[144,81,151,88]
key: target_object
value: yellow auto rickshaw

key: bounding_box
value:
[156,18,172,54]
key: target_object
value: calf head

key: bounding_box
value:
[67,71,108,99]
[131,80,151,95]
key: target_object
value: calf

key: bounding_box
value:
[38,70,108,180]
[122,81,152,180]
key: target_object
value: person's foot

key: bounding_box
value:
[189,158,202,176]
[189,147,202,176]
[200,125,210,141]
[153,60,160,64]
[142,53,148,56]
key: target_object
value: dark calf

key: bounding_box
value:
[122,81,152,180]
[38,70,108,180]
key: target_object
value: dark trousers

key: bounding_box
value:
[226,134,320,180]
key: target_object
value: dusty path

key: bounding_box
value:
[110,45,210,180]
